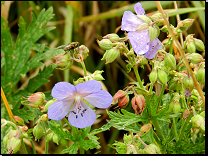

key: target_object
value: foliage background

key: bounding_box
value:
[1,1,205,154]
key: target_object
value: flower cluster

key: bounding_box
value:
[121,2,163,59]
[48,80,113,128]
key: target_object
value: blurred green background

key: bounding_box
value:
[1,1,205,154]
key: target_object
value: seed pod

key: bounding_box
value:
[196,68,205,85]
[33,125,43,141]
[182,76,194,93]
[97,39,113,50]
[6,137,21,154]
[103,33,120,42]
[164,53,176,70]
[193,38,205,51]
[157,68,167,85]
[149,68,157,84]
[186,53,203,64]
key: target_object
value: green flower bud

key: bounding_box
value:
[193,38,205,51]
[149,68,157,84]
[191,114,205,131]
[103,33,120,42]
[186,53,203,64]
[168,78,181,91]
[182,76,194,92]
[143,144,160,154]
[25,92,46,108]
[172,103,181,114]
[187,43,196,53]
[149,26,157,42]
[97,39,113,50]
[52,133,59,145]
[157,68,167,85]
[92,70,105,81]
[101,47,120,64]
[199,111,205,118]
[46,133,53,142]
[112,90,129,109]
[164,53,176,70]
[12,116,24,126]
[178,19,194,31]
[43,99,57,112]
[33,125,43,141]
[137,15,152,24]
[78,45,89,60]
[41,114,48,121]
[123,134,132,144]
[6,137,21,154]
[196,68,205,85]
[54,53,72,68]
[151,13,162,21]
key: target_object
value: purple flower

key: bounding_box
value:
[48,80,113,128]
[121,2,163,59]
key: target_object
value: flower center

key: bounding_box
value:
[71,95,87,119]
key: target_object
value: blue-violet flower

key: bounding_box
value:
[48,80,113,128]
[121,2,163,59]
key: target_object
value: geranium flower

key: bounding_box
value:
[48,80,113,128]
[121,2,163,59]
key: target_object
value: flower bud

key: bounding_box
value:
[103,33,120,42]
[6,137,21,154]
[178,19,194,31]
[52,133,59,145]
[186,53,203,64]
[149,26,157,42]
[182,76,194,92]
[191,114,205,131]
[112,90,129,109]
[101,47,120,64]
[168,78,182,91]
[7,129,21,139]
[97,39,113,50]
[46,133,53,142]
[33,125,44,141]
[43,99,57,112]
[54,53,73,68]
[193,38,205,51]
[164,53,176,70]
[143,144,160,154]
[73,78,84,86]
[123,134,132,144]
[136,122,152,137]
[157,68,167,85]
[137,15,152,24]
[131,95,145,115]
[41,114,48,121]
[196,68,205,85]
[172,102,181,114]
[151,13,162,21]
[126,145,138,154]
[92,70,105,81]
[187,43,196,53]
[149,68,157,84]
[78,45,89,60]
[26,92,46,108]
[12,116,24,126]
[183,109,190,120]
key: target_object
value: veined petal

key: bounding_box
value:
[68,100,96,128]
[128,30,150,55]
[51,82,76,100]
[134,2,145,15]
[47,99,74,120]
[121,11,144,31]
[75,80,102,97]
[83,90,113,109]
[145,38,163,59]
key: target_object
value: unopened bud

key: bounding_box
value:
[196,68,205,85]
[157,68,167,85]
[46,133,53,142]
[52,133,59,145]
[101,47,120,64]
[78,45,89,60]
[103,33,120,42]
[186,53,203,64]
[92,70,105,81]
[143,144,160,154]
[97,39,113,50]
[179,19,194,31]
[6,137,21,154]
[172,102,181,114]
[187,43,196,53]
[136,122,152,137]
[131,95,145,115]
[182,76,194,92]
[164,53,176,70]
[193,38,205,51]
[12,116,24,126]
[149,68,157,84]
[41,114,48,121]
[33,125,44,141]
[44,99,57,112]
[112,90,129,109]
[191,114,205,131]
[25,92,46,108]
[54,53,73,68]
[168,78,181,91]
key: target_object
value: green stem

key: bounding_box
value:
[172,117,179,142]
[45,140,48,154]
[152,120,164,141]
[80,61,87,77]
[30,140,37,154]
[157,84,166,110]
[127,55,144,89]
[79,146,85,154]
[149,84,153,94]
[21,138,28,154]
[178,114,192,141]
[63,117,72,129]
[169,39,173,55]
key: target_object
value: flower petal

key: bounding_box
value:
[134,2,145,15]
[51,82,76,100]
[121,11,144,31]
[145,38,163,59]
[68,100,96,128]
[75,80,102,97]
[128,30,150,55]
[83,90,113,109]
[48,99,73,120]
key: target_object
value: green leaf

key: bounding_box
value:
[90,122,111,135]
[87,134,101,149]
[62,142,79,154]
[79,140,97,150]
